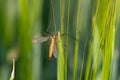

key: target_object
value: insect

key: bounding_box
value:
[32,32,63,60]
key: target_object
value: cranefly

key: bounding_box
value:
[32,32,61,60]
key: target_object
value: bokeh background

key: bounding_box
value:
[0,0,120,80]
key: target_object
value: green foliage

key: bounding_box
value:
[0,0,119,80]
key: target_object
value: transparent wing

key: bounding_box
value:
[32,37,49,43]
[53,43,58,58]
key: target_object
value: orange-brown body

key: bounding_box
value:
[48,35,55,59]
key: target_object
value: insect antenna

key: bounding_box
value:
[62,33,78,42]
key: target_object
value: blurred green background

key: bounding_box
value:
[0,0,120,80]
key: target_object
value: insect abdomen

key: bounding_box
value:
[48,37,55,60]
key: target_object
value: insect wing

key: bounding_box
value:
[32,37,49,43]
[53,43,58,58]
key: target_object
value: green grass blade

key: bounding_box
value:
[57,32,65,80]
[65,0,71,80]
[73,0,81,80]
